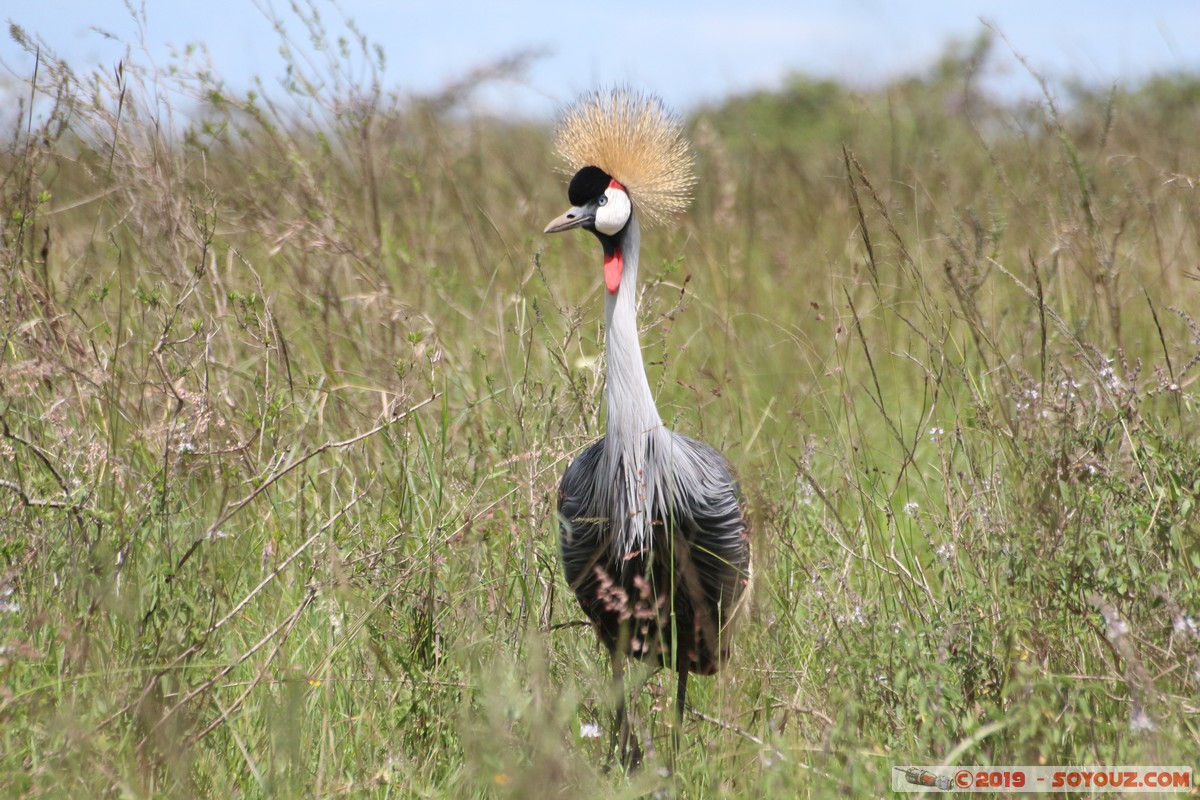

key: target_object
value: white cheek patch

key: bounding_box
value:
[594,187,632,236]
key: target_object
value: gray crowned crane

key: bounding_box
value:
[544,89,752,768]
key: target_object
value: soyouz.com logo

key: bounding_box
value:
[892,765,1193,793]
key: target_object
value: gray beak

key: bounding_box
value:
[544,205,593,234]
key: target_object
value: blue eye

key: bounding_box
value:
[598,195,608,206]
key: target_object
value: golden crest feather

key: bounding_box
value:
[553,88,695,227]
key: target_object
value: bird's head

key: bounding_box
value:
[544,165,634,292]
[544,165,633,238]
[544,88,694,295]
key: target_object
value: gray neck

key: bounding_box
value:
[603,211,663,448]
[600,211,671,557]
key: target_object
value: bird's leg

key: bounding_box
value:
[610,654,625,763]
[673,663,689,761]
[609,654,642,770]
[676,664,689,726]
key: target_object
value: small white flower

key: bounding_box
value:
[579,722,602,739]
[1173,615,1199,637]
[1099,363,1123,391]
[1106,616,1130,640]
[935,542,956,563]
[0,587,18,614]
[1129,708,1156,733]
[902,501,919,518]
[928,426,946,442]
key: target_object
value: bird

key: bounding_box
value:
[543,88,752,768]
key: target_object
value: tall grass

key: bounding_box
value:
[2,13,1198,798]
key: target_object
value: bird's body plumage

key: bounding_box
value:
[558,430,749,674]
[544,88,750,767]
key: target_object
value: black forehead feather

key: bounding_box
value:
[567,165,612,206]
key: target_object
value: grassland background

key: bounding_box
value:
[1,12,1199,798]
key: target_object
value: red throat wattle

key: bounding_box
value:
[604,249,623,294]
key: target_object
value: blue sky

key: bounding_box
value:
[4,1,1198,116]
